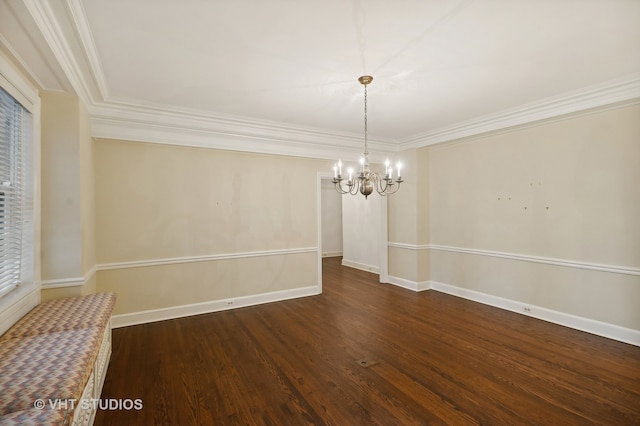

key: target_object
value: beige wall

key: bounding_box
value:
[341,186,382,272]
[388,148,430,284]
[40,92,82,281]
[40,92,95,300]
[28,80,640,335]
[320,179,342,256]
[426,104,640,330]
[94,139,325,315]
[5,33,636,339]
[98,254,316,316]
[79,101,96,275]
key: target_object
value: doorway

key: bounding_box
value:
[317,172,388,289]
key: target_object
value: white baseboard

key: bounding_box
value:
[430,280,640,347]
[381,275,640,346]
[322,251,343,258]
[341,259,380,274]
[111,285,321,328]
[387,275,430,292]
[112,276,640,345]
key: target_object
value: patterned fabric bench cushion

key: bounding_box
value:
[0,292,116,340]
[0,407,68,426]
[0,327,101,417]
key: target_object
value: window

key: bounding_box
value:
[0,86,33,298]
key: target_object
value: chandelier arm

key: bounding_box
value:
[381,180,402,196]
[337,177,359,195]
[369,173,400,196]
[350,180,360,195]
[385,185,402,195]
[333,180,350,194]
[374,175,389,195]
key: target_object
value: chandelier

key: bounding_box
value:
[332,75,403,199]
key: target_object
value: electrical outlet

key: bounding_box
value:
[227,300,234,306]
[523,306,531,313]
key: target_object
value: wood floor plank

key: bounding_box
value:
[95,257,640,425]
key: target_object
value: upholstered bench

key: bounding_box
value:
[0,292,116,425]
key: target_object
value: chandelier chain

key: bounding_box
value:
[363,84,368,158]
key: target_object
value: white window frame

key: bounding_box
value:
[0,85,32,297]
[0,51,41,335]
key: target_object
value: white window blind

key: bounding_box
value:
[0,86,33,298]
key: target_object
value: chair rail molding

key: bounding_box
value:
[387,242,640,276]
[96,247,318,272]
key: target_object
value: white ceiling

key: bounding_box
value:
[2,0,640,158]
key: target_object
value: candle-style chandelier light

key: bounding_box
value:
[332,75,403,199]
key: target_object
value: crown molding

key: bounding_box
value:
[89,75,640,159]
[26,0,640,158]
[66,0,108,98]
[400,73,640,148]
[23,0,99,106]
[23,0,396,161]
[90,100,397,161]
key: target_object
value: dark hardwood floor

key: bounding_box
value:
[96,257,640,425]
